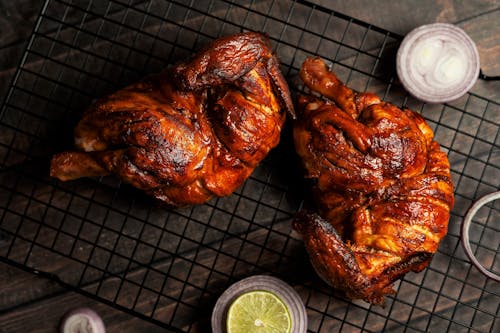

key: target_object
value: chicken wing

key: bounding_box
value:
[293,57,454,304]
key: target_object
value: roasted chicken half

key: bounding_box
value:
[50,32,293,206]
[293,57,454,304]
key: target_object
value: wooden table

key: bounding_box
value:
[0,1,498,332]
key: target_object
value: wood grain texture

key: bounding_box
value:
[0,270,166,333]
[0,1,498,332]
[311,0,499,35]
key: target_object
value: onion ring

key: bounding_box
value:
[461,191,500,282]
[60,307,106,333]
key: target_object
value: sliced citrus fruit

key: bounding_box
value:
[226,290,292,333]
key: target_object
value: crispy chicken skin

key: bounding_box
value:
[50,32,294,206]
[293,57,454,304]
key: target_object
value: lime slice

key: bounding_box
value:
[226,290,292,333]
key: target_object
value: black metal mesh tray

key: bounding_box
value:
[0,0,498,332]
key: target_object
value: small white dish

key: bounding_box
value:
[397,23,480,103]
[211,275,307,333]
[461,191,500,282]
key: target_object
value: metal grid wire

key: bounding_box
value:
[0,0,498,332]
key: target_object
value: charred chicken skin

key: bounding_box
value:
[293,57,454,304]
[50,32,294,206]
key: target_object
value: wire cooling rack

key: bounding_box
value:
[0,0,498,332]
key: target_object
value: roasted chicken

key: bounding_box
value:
[293,57,454,304]
[50,32,294,206]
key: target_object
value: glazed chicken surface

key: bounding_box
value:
[293,57,454,304]
[50,32,293,206]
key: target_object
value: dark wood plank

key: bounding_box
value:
[310,0,499,35]
[0,261,64,311]
[0,265,167,333]
[461,10,500,99]
[0,1,498,332]
[0,220,305,332]
[0,0,43,100]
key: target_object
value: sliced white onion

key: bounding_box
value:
[414,38,442,76]
[60,307,106,333]
[433,46,467,84]
[397,23,480,103]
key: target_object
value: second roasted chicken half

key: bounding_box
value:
[293,57,454,304]
[50,32,293,206]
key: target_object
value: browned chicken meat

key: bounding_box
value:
[293,57,454,304]
[50,32,294,206]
